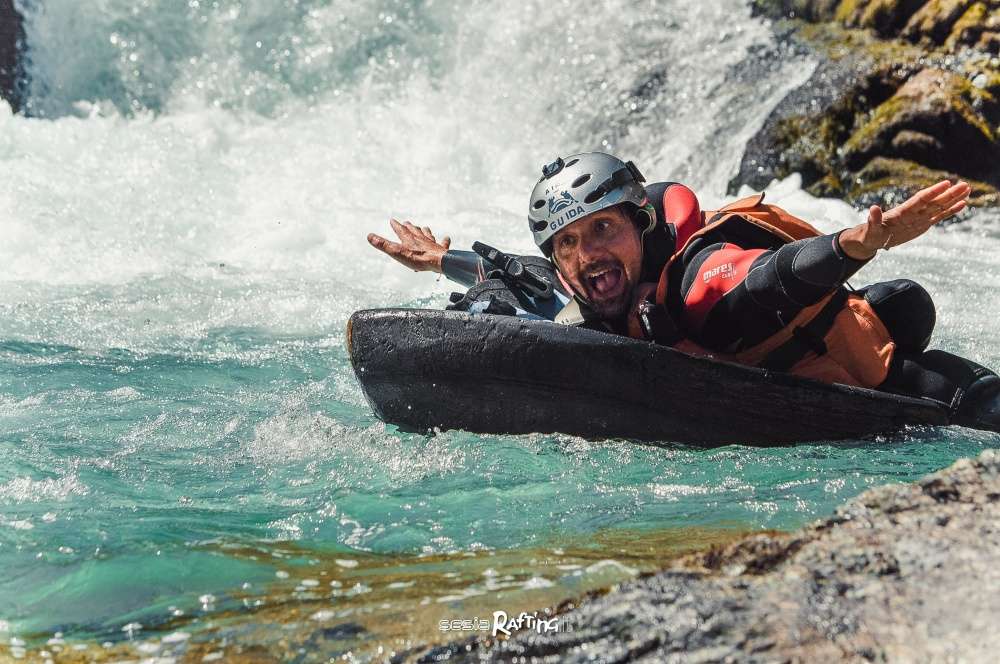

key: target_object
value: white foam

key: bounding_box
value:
[0,475,89,504]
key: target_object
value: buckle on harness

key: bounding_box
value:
[639,301,683,346]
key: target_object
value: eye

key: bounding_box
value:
[596,220,610,232]
[556,234,577,255]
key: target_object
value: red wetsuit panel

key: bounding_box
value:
[681,244,767,335]
[662,184,702,250]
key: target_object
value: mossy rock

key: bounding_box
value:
[944,2,998,50]
[842,67,1000,180]
[780,0,998,50]
[751,0,842,20]
[0,0,24,112]
[901,0,974,45]
[836,0,929,37]
[847,156,999,206]
[731,1,1000,208]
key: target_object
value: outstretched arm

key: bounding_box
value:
[838,180,970,259]
[672,236,867,350]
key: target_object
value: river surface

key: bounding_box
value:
[1,0,998,660]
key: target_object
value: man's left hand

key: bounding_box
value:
[839,180,971,260]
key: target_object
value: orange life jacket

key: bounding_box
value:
[652,193,896,389]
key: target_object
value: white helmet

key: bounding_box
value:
[528,152,654,256]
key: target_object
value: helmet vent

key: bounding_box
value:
[532,199,546,210]
[531,219,548,231]
[571,174,591,188]
[564,158,579,167]
[583,188,607,204]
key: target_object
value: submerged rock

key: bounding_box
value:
[734,0,1000,207]
[0,0,24,112]
[412,449,1000,662]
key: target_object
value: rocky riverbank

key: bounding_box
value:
[731,0,1000,207]
[411,448,1000,662]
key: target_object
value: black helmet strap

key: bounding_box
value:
[586,161,646,205]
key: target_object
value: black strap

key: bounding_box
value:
[759,288,850,372]
[589,164,644,203]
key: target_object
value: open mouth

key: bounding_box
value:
[586,266,624,300]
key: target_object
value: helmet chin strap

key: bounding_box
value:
[554,264,577,299]
[636,201,657,241]
[550,253,587,304]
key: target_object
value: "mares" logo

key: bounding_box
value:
[703,262,736,283]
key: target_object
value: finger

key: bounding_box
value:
[367,232,404,256]
[390,218,416,241]
[420,226,435,241]
[867,205,883,227]
[441,236,451,251]
[401,220,427,242]
[898,180,953,215]
[928,182,971,209]
[914,180,953,203]
[929,199,967,224]
[928,180,970,201]
[920,184,971,223]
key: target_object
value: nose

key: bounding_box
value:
[578,233,610,265]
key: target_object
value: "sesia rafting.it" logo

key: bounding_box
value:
[439,610,564,636]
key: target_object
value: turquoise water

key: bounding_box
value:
[1,0,999,655]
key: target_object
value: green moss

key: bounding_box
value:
[834,0,864,24]
[945,73,997,141]
[797,19,926,62]
[860,0,898,31]
[806,172,846,196]
[903,0,973,44]
[845,69,997,162]
[945,1,988,49]
[843,94,910,154]
[848,156,998,205]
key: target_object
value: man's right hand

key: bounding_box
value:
[367,219,451,273]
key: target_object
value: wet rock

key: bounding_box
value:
[733,0,1000,207]
[851,156,997,207]
[842,68,999,178]
[0,0,24,112]
[730,53,902,195]
[752,0,842,20]
[318,622,366,641]
[412,449,1000,662]
[902,0,976,45]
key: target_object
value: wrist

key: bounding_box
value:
[837,226,878,261]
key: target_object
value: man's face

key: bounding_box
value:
[552,206,642,319]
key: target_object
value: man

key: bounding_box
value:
[368,152,999,432]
